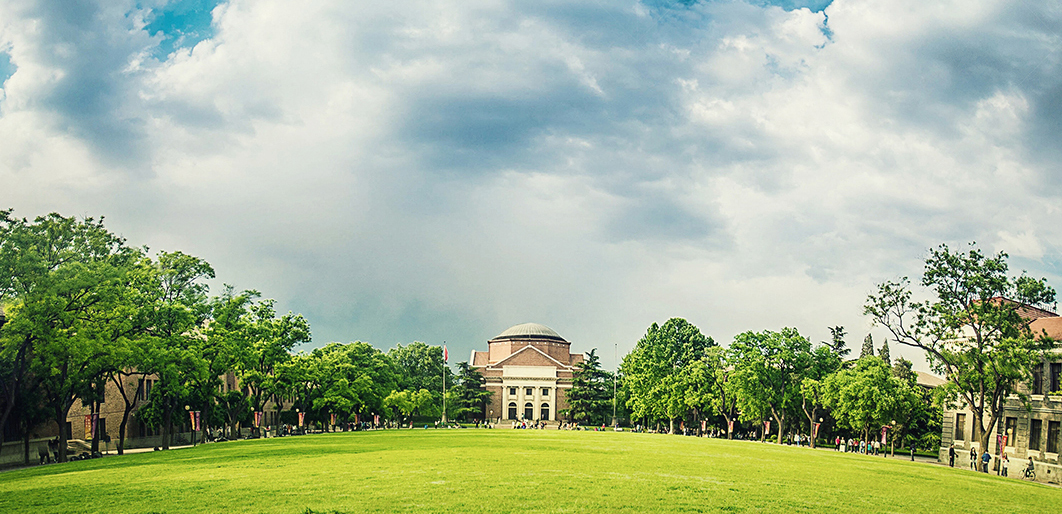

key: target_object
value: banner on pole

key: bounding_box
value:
[727,420,734,434]
[443,345,448,362]
[765,421,771,436]
[189,410,196,431]
[881,426,888,445]
[85,415,92,439]
[701,420,706,431]
[814,422,821,438]
[298,412,305,426]
[254,411,263,428]
[330,413,336,426]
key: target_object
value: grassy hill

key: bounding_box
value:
[1,429,1057,513]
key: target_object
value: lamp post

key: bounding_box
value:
[295,408,300,435]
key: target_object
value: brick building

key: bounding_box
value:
[471,323,584,423]
[939,306,1062,483]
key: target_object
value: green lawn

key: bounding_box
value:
[1,430,1057,513]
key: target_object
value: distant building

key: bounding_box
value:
[470,323,584,423]
[939,305,1062,483]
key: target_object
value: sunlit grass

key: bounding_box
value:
[1,430,1057,513]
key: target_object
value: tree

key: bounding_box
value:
[879,340,891,366]
[388,342,447,416]
[860,334,875,360]
[0,212,137,461]
[828,326,850,359]
[799,345,842,447]
[823,356,918,442]
[620,318,715,434]
[865,243,1056,451]
[451,361,492,422]
[729,328,812,444]
[563,348,613,425]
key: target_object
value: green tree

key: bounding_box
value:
[828,326,850,359]
[799,344,842,447]
[729,328,812,444]
[0,212,137,461]
[563,348,613,425]
[387,342,446,410]
[451,361,492,422]
[879,340,891,366]
[621,318,715,434]
[860,334,874,360]
[823,356,919,441]
[865,243,1056,451]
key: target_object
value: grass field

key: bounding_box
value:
[1,430,1058,513]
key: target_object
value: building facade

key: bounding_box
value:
[471,323,584,423]
[939,310,1062,483]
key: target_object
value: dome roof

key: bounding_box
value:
[492,322,566,341]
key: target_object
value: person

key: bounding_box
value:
[835,436,841,450]
[1025,457,1035,478]
[969,447,977,470]
[981,449,991,473]
[1001,454,1009,477]
[948,445,956,467]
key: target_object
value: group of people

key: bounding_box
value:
[947,444,1035,479]
[834,436,883,455]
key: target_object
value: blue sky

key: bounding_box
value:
[1,0,1060,372]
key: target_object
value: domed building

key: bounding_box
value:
[471,323,584,423]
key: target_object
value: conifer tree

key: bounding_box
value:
[860,334,875,359]
[879,339,891,366]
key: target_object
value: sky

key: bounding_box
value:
[1,0,1060,372]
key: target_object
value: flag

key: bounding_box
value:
[330,413,336,425]
[443,345,448,362]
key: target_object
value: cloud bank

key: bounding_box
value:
[2,0,1060,370]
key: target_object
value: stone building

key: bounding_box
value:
[939,305,1062,483]
[470,323,584,423]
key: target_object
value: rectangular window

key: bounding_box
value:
[541,388,550,396]
[137,379,145,401]
[508,387,516,396]
[1048,421,1060,454]
[1032,363,1044,395]
[525,388,534,397]
[1005,417,1017,447]
[954,413,966,441]
[1030,419,1043,451]
[1050,363,1061,393]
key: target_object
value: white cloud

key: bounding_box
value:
[1,0,1061,371]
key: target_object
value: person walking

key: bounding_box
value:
[948,445,956,467]
[969,447,977,470]
[981,449,991,473]
[1001,454,1009,477]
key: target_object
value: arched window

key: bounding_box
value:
[524,402,534,420]
[507,402,517,420]
[540,403,550,421]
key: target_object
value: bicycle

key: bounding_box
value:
[1023,467,1036,480]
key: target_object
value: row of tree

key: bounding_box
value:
[565,243,1057,454]
[0,212,491,463]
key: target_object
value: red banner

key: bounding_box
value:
[701,420,706,431]
[84,415,92,439]
[765,421,771,437]
[298,412,305,426]
[443,345,448,362]
[330,413,337,425]
[814,422,821,438]
[880,425,888,445]
[727,420,734,434]
[254,411,263,428]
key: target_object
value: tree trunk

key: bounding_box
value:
[118,404,131,455]
[90,401,100,453]
[55,412,68,462]
[162,407,172,450]
[669,418,675,435]
[776,414,785,445]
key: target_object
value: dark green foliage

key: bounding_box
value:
[563,348,614,425]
